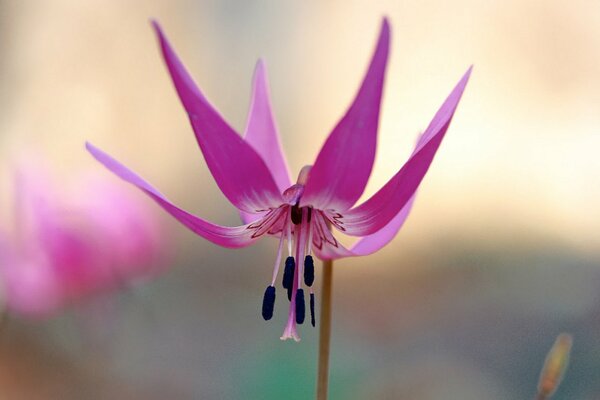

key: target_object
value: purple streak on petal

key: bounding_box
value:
[152,21,283,213]
[311,196,413,261]
[86,143,259,248]
[244,59,292,191]
[339,67,472,236]
[300,19,390,211]
[312,241,350,260]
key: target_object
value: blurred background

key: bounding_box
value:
[1,0,599,398]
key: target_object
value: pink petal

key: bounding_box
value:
[321,132,429,258]
[80,175,168,275]
[0,257,63,318]
[240,210,265,225]
[312,196,414,260]
[87,143,259,249]
[300,18,390,211]
[348,194,415,255]
[339,67,472,236]
[244,59,292,192]
[152,21,282,213]
[240,60,292,224]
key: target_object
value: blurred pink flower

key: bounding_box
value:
[0,163,167,318]
[87,19,470,341]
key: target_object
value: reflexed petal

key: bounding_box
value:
[244,59,292,192]
[339,67,472,236]
[152,21,283,213]
[312,196,413,260]
[349,194,415,254]
[87,143,259,248]
[300,18,390,211]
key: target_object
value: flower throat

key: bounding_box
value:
[261,166,317,341]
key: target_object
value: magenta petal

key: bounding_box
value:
[349,194,415,254]
[244,59,292,192]
[339,67,472,236]
[313,196,414,260]
[240,60,292,224]
[300,19,390,211]
[86,143,259,249]
[152,21,282,213]
[239,210,262,225]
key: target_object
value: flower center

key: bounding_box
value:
[259,166,318,341]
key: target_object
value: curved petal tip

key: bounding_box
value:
[255,58,266,74]
[300,17,391,210]
[150,19,161,35]
[381,17,391,37]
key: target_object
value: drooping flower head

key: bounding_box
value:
[87,18,471,341]
[0,161,168,318]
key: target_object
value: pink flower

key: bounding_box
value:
[0,164,167,318]
[87,19,471,341]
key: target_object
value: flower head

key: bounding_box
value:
[87,18,471,341]
[0,161,167,318]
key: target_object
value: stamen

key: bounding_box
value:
[306,211,314,256]
[295,208,309,295]
[295,288,305,324]
[282,256,295,300]
[270,225,286,286]
[304,255,314,287]
[261,286,276,320]
[286,208,293,255]
[310,291,315,327]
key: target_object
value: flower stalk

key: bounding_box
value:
[316,259,333,400]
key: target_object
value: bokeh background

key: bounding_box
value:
[1,0,599,398]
